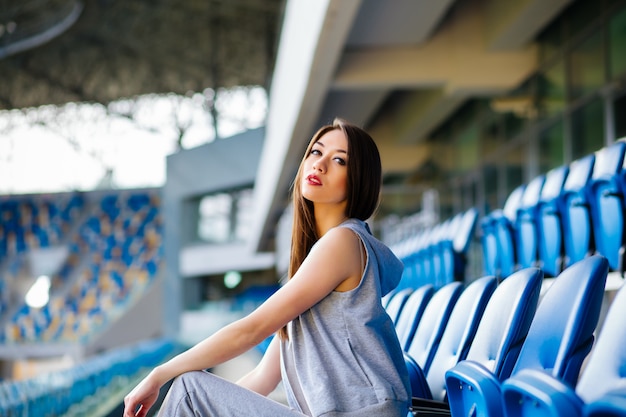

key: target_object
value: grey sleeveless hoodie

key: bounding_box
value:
[280,219,411,417]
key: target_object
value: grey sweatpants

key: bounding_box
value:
[157,370,307,416]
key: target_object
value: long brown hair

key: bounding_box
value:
[278,118,382,339]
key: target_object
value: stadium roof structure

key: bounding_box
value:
[248,0,573,251]
[0,0,284,110]
[1,0,577,256]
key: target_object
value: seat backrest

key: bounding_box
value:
[480,213,499,277]
[576,281,626,403]
[464,267,543,380]
[503,185,527,221]
[536,165,569,277]
[394,284,435,347]
[510,255,609,386]
[405,282,463,370]
[451,208,479,282]
[561,154,596,268]
[452,208,479,254]
[384,287,413,324]
[516,175,546,269]
[494,185,528,278]
[437,214,462,286]
[429,221,448,286]
[587,141,626,270]
[425,275,498,401]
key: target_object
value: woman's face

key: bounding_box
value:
[301,129,349,208]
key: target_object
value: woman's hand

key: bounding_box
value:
[123,370,163,417]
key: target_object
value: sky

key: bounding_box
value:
[0,86,267,195]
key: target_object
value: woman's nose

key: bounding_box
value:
[313,159,326,173]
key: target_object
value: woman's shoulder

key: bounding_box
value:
[336,218,369,235]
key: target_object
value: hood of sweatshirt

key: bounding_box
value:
[342,219,404,297]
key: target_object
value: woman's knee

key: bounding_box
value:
[171,370,212,393]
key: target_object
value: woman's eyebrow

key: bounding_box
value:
[314,140,347,154]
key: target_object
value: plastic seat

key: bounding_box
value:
[451,208,479,282]
[501,279,626,417]
[561,154,597,268]
[515,174,546,269]
[444,255,609,417]
[394,284,435,348]
[405,281,463,367]
[406,275,497,402]
[409,268,542,416]
[480,213,499,277]
[541,156,594,276]
[409,230,431,288]
[395,233,422,290]
[384,287,413,324]
[492,185,526,278]
[434,216,459,287]
[536,165,569,277]
[421,227,440,287]
[587,141,626,271]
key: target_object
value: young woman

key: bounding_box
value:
[123,118,411,417]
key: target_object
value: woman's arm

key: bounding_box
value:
[124,226,361,416]
[236,336,282,396]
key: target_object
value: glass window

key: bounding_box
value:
[569,30,604,100]
[614,92,626,139]
[538,19,563,64]
[609,6,626,80]
[538,119,565,172]
[538,60,566,117]
[565,1,602,41]
[198,193,232,243]
[234,189,254,241]
[571,98,605,159]
[455,124,480,172]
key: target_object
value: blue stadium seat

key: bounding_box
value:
[501,278,626,417]
[442,213,463,276]
[394,285,435,348]
[405,281,463,368]
[587,141,626,272]
[407,275,497,402]
[451,208,479,282]
[0,337,178,416]
[408,268,542,416]
[536,165,569,277]
[424,223,446,286]
[384,287,413,324]
[515,174,546,269]
[480,213,500,277]
[561,154,597,268]
[403,231,428,289]
[493,184,526,278]
[444,255,609,417]
[426,221,450,288]
[432,217,456,287]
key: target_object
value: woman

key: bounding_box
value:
[123,118,411,417]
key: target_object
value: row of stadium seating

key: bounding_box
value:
[389,139,626,294]
[0,193,85,318]
[482,139,626,280]
[0,193,84,259]
[391,208,479,291]
[383,140,626,415]
[0,189,163,343]
[0,337,182,416]
[385,255,625,416]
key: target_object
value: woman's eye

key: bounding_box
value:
[334,157,346,166]
[310,149,322,156]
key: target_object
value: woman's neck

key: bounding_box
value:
[314,204,348,237]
